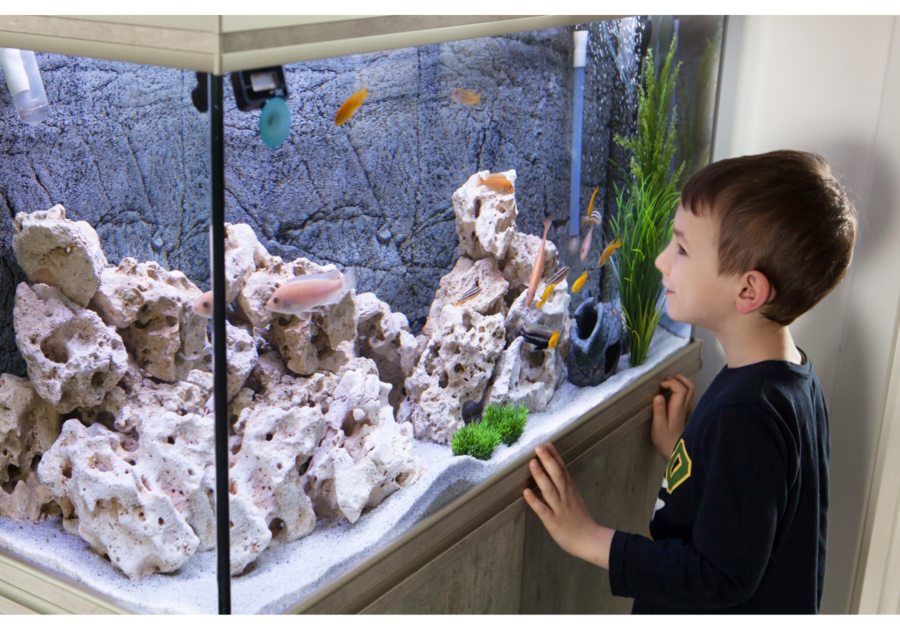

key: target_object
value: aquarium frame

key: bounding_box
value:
[0,15,626,73]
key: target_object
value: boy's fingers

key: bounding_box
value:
[529,459,560,507]
[653,394,668,425]
[545,443,568,477]
[523,488,551,519]
[535,446,568,500]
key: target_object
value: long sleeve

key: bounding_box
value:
[608,405,791,610]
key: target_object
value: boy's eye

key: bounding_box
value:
[678,245,687,255]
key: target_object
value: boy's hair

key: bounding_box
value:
[680,150,857,325]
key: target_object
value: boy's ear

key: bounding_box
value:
[735,270,772,315]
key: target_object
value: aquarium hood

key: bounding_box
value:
[0,15,622,73]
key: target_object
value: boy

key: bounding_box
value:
[524,150,856,614]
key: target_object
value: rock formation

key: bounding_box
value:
[0,373,61,522]
[400,170,570,444]
[355,293,419,411]
[90,257,210,383]
[12,205,108,308]
[14,283,129,414]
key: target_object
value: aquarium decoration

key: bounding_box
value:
[0,48,50,124]
[566,297,625,387]
[3,203,424,579]
[399,170,569,445]
[451,403,529,460]
[610,38,684,368]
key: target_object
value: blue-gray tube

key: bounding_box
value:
[569,65,585,237]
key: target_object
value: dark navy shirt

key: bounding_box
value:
[608,349,829,613]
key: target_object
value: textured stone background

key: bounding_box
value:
[0,22,646,376]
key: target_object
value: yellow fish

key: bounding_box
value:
[334,87,368,126]
[192,290,213,318]
[581,186,600,226]
[451,88,481,106]
[597,238,622,267]
[548,331,560,350]
[572,270,589,293]
[481,175,514,195]
[536,283,556,309]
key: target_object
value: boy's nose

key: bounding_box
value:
[655,243,669,275]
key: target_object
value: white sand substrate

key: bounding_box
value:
[0,329,690,614]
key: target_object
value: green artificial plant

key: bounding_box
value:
[451,403,529,460]
[609,36,684,368]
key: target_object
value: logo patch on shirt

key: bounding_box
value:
[665,438,692,494]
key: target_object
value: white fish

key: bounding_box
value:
[265,267,357,319]
[192,290,213,318]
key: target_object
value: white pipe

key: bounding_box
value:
[0,48,50,124]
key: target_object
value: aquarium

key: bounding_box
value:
[0,15,724,613]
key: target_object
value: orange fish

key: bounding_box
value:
[581,187,601,226]
[192,290,213,318]
[334,87,368,126]
[451,88,481,106]
[266,268,357,320]
[525,217,553,307]
[596,238,622,267]
[481,175,514,195]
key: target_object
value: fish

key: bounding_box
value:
[547,265,570,286]
[334,87,368,126]
[265,267,357,319]
[481,175,514,195]
[525,217,553,307]
[519,323,559,351]
[548,331,560,350]
[572,270,589,293]
[192,290,213,318]
[450,88,481,106]
[580,224,594,262]
[454,286,482,306]
[596,238,622,267]
[536,283,556,309]
[581,187,600,226]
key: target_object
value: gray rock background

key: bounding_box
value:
[0,20,669,375]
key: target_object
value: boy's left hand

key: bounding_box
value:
[523,442,614,569]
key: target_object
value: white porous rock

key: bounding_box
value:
[486,336,566,412]
[89,258,210,383]
[355,292,419,410]
[80,362,211,435]
[304,358,420,523]
[0,373,62,522]
[453,170,518,260]
[398,307,506,445]
[226,322,258,401]
[224,223,271,303]
[14,283,128,414]
[421,256,509,338]
[269,290,357,377]
[228,404,325,575]
[498,230,560,293]
[12,205,108,307]
[37,415,215,580]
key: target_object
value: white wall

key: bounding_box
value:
[697,15,899,614]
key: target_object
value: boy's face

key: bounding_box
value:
[655,204,737,331]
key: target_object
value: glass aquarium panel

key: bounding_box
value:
[0,51,218,612]
[222,16,723,613]
[0,15,724,615]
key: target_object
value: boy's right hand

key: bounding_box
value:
[651,374,695,460]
